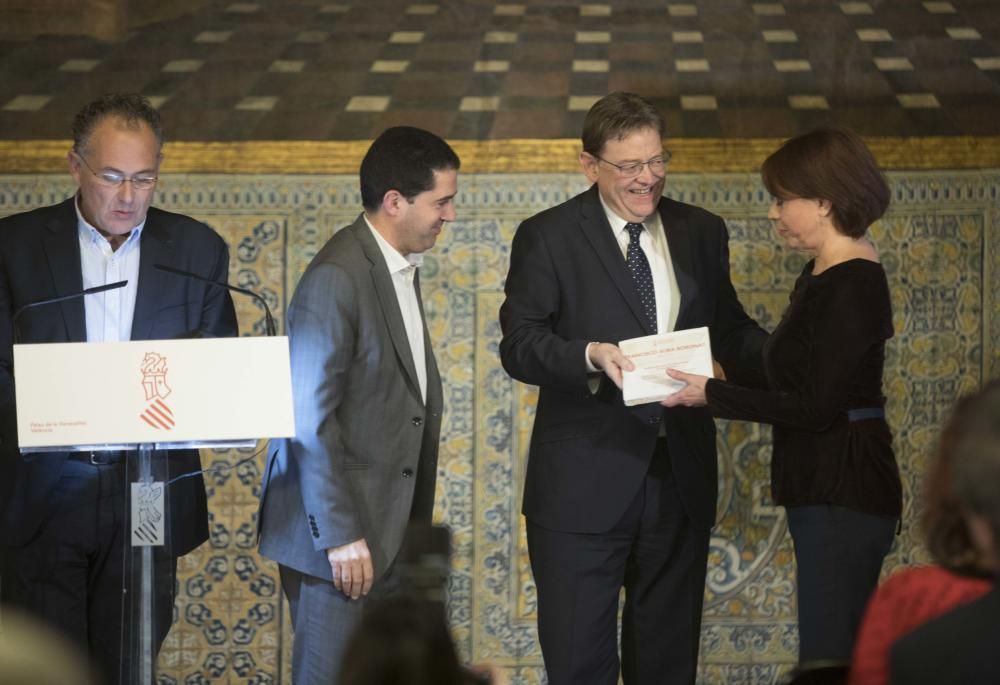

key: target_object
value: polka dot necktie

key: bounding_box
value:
[625,222,657,332]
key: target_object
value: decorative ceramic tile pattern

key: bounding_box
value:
[161,59,205,73]
[195,30,233,43]
[1,0,999,139]
[974,57,1000,70]
[668,4,699,17]
[267,60,305,73]
[2,95,52,111]
[788,95,829,109]
[682,95,719,110]
[874,57,914,71]
[897,93,941,108]
[762,30,798,43]
[752,3,785,15]
[947,27,982,40]
[773,60,811,72]
[235,96,279,110]
[58,59,101,72]
[2,168,995,684]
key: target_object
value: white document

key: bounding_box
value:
[619,326,714,406]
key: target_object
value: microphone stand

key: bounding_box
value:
[11,280,128,344]
[153,264,276,336]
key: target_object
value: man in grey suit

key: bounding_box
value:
[257,126,459,684]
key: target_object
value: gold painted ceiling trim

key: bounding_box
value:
[1,137,998,174]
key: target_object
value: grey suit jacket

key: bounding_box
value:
[258,214,443,583]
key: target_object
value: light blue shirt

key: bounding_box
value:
[75,196,144,343]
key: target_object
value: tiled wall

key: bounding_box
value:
[3,164,996,684]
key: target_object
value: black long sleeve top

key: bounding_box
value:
[705,258,903,517]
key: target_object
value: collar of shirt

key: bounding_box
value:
[365,214,424,275]
[363,214,428,402]
[596,193,665,257]
[74,193,145,254]
[596,191,679,340]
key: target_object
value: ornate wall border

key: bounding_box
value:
[1,136,999,174]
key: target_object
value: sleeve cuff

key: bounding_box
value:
[585,342,600,373]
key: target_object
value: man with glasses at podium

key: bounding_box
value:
[0,92,238,684]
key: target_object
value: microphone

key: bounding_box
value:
[12,280,128,344]
[153,264,276,336]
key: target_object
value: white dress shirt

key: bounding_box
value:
[76,196,143,343]
[586,196,681,372]
[366,217,428,403]
[599,194,680,335]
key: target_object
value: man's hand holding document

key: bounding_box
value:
[619,327,714,406]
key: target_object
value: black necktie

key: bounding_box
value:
[625,222,657,332]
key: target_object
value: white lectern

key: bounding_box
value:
[14,337,295,685]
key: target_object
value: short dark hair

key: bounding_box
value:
[581,91,664,157]
[338,599,466,685]
[922,379,1000,574]
[360,126,460,212]
[72,93,164,154]
[761,125,889,239]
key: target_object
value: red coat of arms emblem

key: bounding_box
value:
[139,352,174,430]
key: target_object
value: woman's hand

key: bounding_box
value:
[661,369,709,407]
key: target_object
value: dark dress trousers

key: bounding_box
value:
[0,198,237,682]
[499,185,766,685]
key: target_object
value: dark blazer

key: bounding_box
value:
[258,215,443,583]
[499,185,766,533]
[0,198,238,556]
[889,584,1000,685]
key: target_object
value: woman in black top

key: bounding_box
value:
[665,126,902,664]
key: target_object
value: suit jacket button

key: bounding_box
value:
[312,531,320,539]
[411,417,423,426]
[648,416,661,424]
[402,468,414,478]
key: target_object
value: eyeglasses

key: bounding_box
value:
[73,151,158,190]
[592,151,672,178]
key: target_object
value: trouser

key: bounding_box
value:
[786,504,897,663]
[527,439,711,685]
[0,457,176,685]
[279,557,402,685]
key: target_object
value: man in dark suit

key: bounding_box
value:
[0,93,237,683]
[257,127,457,684]
[889,380,1000,685]
[499,92,766,685]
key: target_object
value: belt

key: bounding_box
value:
[67,450,126,466]
[847,407,885,422]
